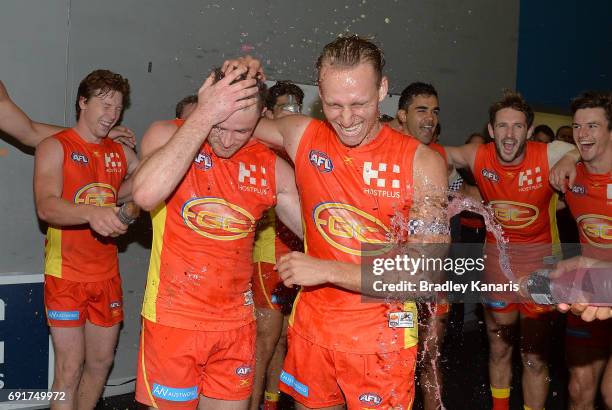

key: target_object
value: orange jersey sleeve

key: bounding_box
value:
[141,120,277,331]
[290,120,420,354]
[44,129,127,282]
[565,163,612,261]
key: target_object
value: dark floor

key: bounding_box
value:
[80,306,604,409]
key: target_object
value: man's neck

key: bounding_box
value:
[74,123,103,144]
[584,148,612,175]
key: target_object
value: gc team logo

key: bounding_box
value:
[313,202,391,256]
[577,214,611,248]
[309,150,333,173]
[74,183,116,207]
[182,197,256,241]
[490,200,539,229]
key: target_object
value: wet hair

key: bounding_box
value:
[398,82,438,110]
[488,90,534,128]
[76,69,130,120]
[175,94,197,118]
[212,67,267,110]
[316,35,385,85]
[571,91,612,131]
[532,124,554,141]
[265,81,304,110]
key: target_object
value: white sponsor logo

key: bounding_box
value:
[238,162,267,187]
[363,162,400,189]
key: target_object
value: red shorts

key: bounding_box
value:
[252,262,297,313]
[484,300,555,319]
[44,275,123,327]
[280,329,417,409]
[136,319,256,409]
[566,314,612,349]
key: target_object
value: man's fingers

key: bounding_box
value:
[567,171,577,190]
[222,65,249,84]
[557,303,570,313]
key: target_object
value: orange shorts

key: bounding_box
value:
[44,274,123,327]
[280,329,417,409]
[252,262,298,313]
[484,300,555,319]
[566,315,612,349]
[136,319,256,409]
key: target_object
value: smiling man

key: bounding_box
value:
[443,91,577,410]
[131,67,302,410]
[252,36,449,410]
[33,69,138,410]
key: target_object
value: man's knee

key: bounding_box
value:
[567,368,597,404]
[85,351,115,375]
[520,351,548,375]
[55,358,84,386]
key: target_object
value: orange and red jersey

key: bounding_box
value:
[472,142,560,275]
[44,128,127,282]
[565,162,611,261]
[290,121,420,354]
[141,119,277,331]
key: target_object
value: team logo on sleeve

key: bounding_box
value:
[577,214,611,248]
[489,200,539,229]
[309,150,334,173]
[313,202,391,256]
[182,197,256,240]
[74,183,116,207]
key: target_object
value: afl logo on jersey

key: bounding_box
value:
[481,169,499,182]
[194,151,213,171]
[313,202,391,256]
[74,183,116,207]
[359,392,382,405]
[71,152,89,164]
[182,197,256,241]
[577,214,611,248]
[309,150,334,173]
[489,201,539,229]
[235,365,252,376]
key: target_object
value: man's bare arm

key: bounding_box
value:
[273,156,303,239]
[443,143,479,171]
[254,115,311,162]
[548,141,581,192]
[34,138,127,237]
[117,144,139,204]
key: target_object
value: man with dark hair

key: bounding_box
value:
[0,79,135,147]
[33,69,139,409]
[251,35,449,409]
[175,94,198,119]
[443,91,577,410]
[554,91,612,409]
[251,80,304,410]
[395,81,448,410]
[532,124,554,143]
[131,66,302,410]
[556,125,574,144]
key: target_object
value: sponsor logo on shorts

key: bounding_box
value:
[481,169,499,182]
[71,152,89,164]
[194,151,213,171]
[388,311,414,328]
[280,370,309,397]
[489,200,539,229]
[235,365,252,376]
[182,197,256,241]
[359,392,383,406]
[313,202,391,256]
[74,183,116,207]
[309,150,333,173]
[566,327,592,339]
[151,383,198,402]
[577,214,612,248]
[485,300,507,309]
[47,310,79,321]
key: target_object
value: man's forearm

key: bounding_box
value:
[37,197,94,226]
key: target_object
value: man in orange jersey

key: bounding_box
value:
[1,79,136,148]
[131,66,302,410]
[443,91,577,410]
[553,92,612,409]
[394,81,449,410]
[250,36,449,410]
[33,70,139,410]
[250,81,304,410]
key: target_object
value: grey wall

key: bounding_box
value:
[1,0,519,390]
